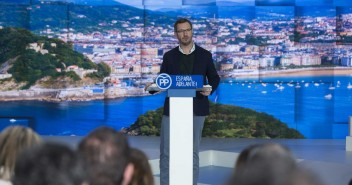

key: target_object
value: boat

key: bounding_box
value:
[277,86,285,90]
[328,83,335,90]
[324,94,332,100]
[9,119,16,123]
[348,82,352,89]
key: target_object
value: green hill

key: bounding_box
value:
[124,102,304,138]
[0,27,110,89]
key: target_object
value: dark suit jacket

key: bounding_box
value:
[160,44,220,116]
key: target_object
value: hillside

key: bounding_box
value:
[0,27,110,89]
[124,102,304,139]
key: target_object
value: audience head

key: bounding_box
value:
[228,143,298,185]
[129,148,154,185]
[289,166,325,185]
[235,142,296,169]
[78,126,133,185]
[0,126,42,181]
[12,142,86,185]
[228,142,325,185]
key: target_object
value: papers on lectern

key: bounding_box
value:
[146,84,212,92]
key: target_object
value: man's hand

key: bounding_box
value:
[145,83,161,95]
[200,85,212,96]
[144,82,152,91]
[200,89,211,96]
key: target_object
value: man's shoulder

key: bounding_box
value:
[164,46,179,56]
[195,44,211,54]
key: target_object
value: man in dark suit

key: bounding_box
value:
[159,18,220,185]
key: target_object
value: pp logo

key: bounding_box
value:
[156,73,172,90]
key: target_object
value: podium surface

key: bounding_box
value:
[168,89,194,185]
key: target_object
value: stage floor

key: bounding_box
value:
[44,136,352,185]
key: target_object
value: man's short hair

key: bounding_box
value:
[174,18,193,32]
[78,126,131,185]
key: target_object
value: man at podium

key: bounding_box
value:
[159,18,220,185]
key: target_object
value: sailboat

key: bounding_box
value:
[348,82,352,89]
[324,94,332,100]
[328,83,335,90]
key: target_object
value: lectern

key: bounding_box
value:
[149,74,208,185]
[346,116,352,151]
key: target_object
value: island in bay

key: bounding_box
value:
[123,102,304,139]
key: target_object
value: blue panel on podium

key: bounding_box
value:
[167,89,196,97]
[156,74,203,91]
[170,75,203,89]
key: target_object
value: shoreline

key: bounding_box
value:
[226,67,352,78]
[0,87,146,102]
[0,93,146,102]
[1,67,351,102]
[259,67,352,77]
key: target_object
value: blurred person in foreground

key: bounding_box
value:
[12,142,86,185]
[129,148,154,185]
[78,126,134,185]
[227,143,325,185]
[0,126,42,185]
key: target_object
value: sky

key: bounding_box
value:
[256,0,294,6]
[216,0,255,6]
[1,0,352,10]
[115,0,181,9]
[113,0,352,9]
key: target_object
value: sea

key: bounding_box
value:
[0,75,352,139]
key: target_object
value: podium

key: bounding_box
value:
[148,74,210,185]
[168,89,195,185]
[346,116,352,151]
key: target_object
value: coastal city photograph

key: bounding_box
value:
[0,0,352,139]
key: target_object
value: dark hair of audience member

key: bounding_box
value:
[12,142,86,185]
[227,143,298,185]
[129,148,154,185]
[78,126,133,185]
[0,126,42,181]
[289,166,326,185]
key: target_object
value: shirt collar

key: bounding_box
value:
[178,42,195,55]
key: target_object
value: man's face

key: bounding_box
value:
[175,22,193,46]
